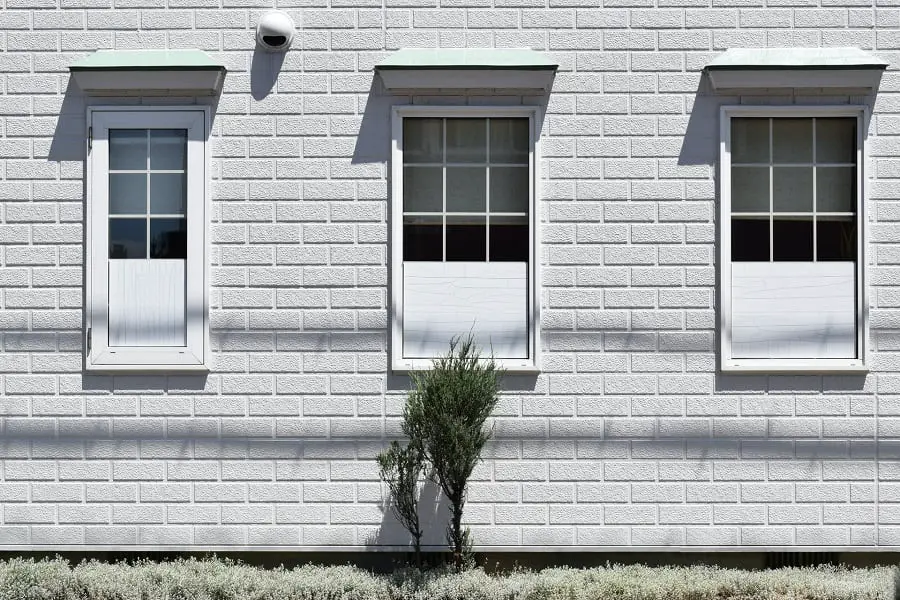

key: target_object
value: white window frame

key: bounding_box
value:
[85,106,210,372]
[719,105,868,373]
[390,105,541,372]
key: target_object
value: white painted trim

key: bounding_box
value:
[390,105,541,372]
[71,70,225,97]
[378,69,555,91]
[707,69,884,92]
[719,105,868,373]
[85,106,210,372]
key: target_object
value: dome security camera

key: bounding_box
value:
[256,11,295,52]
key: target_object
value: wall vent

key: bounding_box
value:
[765,552,839,569]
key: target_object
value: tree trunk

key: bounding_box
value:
[413,530,422,569]
[451,497,464,572]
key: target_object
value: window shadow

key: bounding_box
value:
[681,73,877,392]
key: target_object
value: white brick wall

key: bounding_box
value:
[1,0,899,551]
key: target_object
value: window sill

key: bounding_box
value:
[392,359,540,374]
[722,359,867,374]
[84,362,210,373]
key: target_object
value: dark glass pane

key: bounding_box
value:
[817,167,856,213]
[150,129,187,171]
[446,216,486,261]
[404,119,443,164]
[109,130,147,171]
[817,217,857,261]
[490,118,529,164]
[816,118,856,163]
[403,216,442,261]
[149,218,187,259]
[772,118,812,163]
[731,167,769,212]
[490,216,528,262]
[731,118,768,163]
[109,173,147,215]
[447,167,486,212]
[490,167,529,213]
[149,173,186,215]
[109,218,147,259]
[446,119,486,163]
[773,167,813,212]
[773,218,813,261]
[403,166,442,212]
[732,218,769,261]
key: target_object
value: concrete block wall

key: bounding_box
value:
[0,0,899,550]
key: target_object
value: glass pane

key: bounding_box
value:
[403,167,442,212]
[732,218,769,261]
[404,118,443,164]
[490,167,529,213]
[150,218,187,259]
[109,218,147,259]
[403,215,442,261]
[109,130,147,171]
[490,215,529,262]
[150,129,187,171]
[772,118,813,163]
[773,218,813,261]
[731,118,768,163]
[446,119,486,163]
[817,216,857,261]
[149,173,186,215]
[773,167,813,212]
[109,173,147,215]
[490,118,529,164]
[446,167,486,212]
[446,215,486,261]
[731,167,769,213]
[817,167,856,213]
[816,118,856,163]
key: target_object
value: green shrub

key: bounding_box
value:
[0,557,893,600]
[405,336,503,571]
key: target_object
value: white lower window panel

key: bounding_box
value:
[731,262,856,360]
[402,262,528,360]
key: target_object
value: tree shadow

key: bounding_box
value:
[365,479,451,553]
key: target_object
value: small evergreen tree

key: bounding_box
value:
[376,440,426,568]
[404,336,502,572]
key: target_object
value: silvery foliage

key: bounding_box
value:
[0,557,893,600]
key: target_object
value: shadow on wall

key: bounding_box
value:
[48,80,88,164]
[352,77,393,166]
[366,479,451,549]
[250,49,285,101]
[680,73,876,394]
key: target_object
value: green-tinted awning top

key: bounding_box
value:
[70,49,226,72]
[69,50,226,96]
[376,48,558,71]
[705,47,888,71]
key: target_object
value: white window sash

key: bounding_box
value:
[86,107,209,371]
[719,105,868,373]
[390,106,541,372]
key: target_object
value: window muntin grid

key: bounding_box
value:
[108,129,188,260]
[730,117,857,262]
[402,117,530,263]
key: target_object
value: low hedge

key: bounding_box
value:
[0,557,894,600]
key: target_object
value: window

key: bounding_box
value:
[391,107,539,371]
[86,108,209,371]
[720,106,866,372]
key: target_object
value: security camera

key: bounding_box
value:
[256,10,295,52]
